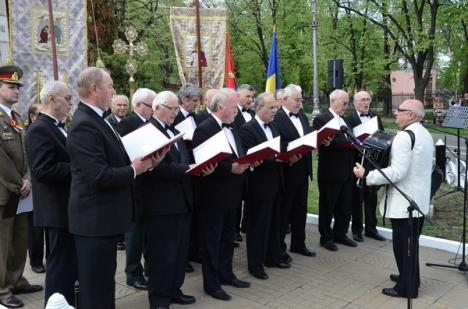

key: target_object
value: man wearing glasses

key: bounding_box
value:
[115,88,157,291]
[354,99,433,299]
[345,91,385,243]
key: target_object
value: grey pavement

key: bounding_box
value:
[20,223,468,309]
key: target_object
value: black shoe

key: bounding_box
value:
[0,296,24,308]
[233,241,240,248]
[264,261,291,269]
[365,231,386,241]
[334,236,358,247]
[235,232,243,242]
[280,253,293,263]
[31,265,45,273]
[389,274,399,283]
[221,278,250,288]
[208,288,231,301]
[249,269,268,280]
[320,241,338,252]
[290,247,316,257]
[10,285,43,295]
[353,233,364,242]
[185,262,194,273]
[127,279,148,290]
[171,294,196,305]
[117,242,126,250]
[382,287,417,298]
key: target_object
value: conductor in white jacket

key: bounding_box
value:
[354,99,434,299]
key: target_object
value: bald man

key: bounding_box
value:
[354,99,434,299]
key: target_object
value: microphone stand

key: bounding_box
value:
[345,134,430,309]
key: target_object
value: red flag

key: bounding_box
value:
[225,32,236,89]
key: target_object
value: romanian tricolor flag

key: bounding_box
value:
[265,30,281,94]
[225,32,236,89]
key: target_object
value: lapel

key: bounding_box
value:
[38,113,67,147]
[150,118,182,162]
[277,107,300,139]
[252,119,268,142]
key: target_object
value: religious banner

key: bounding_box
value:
[10,0,87,116]
[170,7,226,89]
[0,0,9,64]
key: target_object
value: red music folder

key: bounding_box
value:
[316,116,341,145]
[174,116,197,141]
[277,131,317,161]
[234,136,281,164]
[121,123,184,161]
[186,130,232,176]
[353,116,379,142]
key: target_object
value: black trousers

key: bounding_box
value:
[45,228,77,306]
[146,213,190,308]
[318,179,353,243]
[199,207,236,293]
[124,212,146,284]
[74,234,119,309]
[391,217,424,298]
[27,212,47,267]
[279,180,308,251]
[351,183,379,235]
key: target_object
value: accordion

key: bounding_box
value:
[362,130,396,169]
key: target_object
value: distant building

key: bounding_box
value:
[390,70,437,108]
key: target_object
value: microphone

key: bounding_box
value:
[340,125,362,145]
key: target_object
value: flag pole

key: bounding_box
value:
[47,0,59,80]
[310,0,320,119]
[195,0,203,88]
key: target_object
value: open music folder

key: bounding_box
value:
[234,136,281,164]
[316,116,341,145]
[121,123,184,161]
[352,116,379,142]
[277,131,317,161]
[186,130,233,176]
[174,116,197,141]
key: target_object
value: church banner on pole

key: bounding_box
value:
[169,7,226,89]
[10,0,87,116]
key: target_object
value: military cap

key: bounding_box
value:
[0,65,23,87]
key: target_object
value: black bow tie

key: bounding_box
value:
[241,108,250,113]
[164,124,174,132]
[289,112,299,118]
[360,113,369,117]
[57,122,65,128]
[263,123,271,129]
[221,123,232,129]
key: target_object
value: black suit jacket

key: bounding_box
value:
[312,110,355,182]
[195,109,210,125]
[67,102,134,237]
[344,110,384,131]
[105,113,120,129]
[142,118,193,215]
[115,112,145,136]
[273,107,312,183]
[26,113,71,228]
[240,119,283,201]
[233,107,255,130]
[192,115,245,210]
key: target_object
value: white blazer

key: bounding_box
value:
[366,122,434,219]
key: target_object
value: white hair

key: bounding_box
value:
[40,80,68,104]
[329,89,348,103]
[152,91,178,110]
[132,88,156,108]
[282,84,302,99]
[210,88,237,112]
[112,94,129,105]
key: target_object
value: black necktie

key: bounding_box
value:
[263,123,271,129]
[289,112,299,118]
[222,123,232,129]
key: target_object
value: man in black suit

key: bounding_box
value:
[240,93,286,280]
[195,88,218,124]
[115,88,156,290]
[174,83,202,126]
[312,89,357,252]
[106,94,129,127]
[67,67,161,308]
[345,91,385,242]
[273,84,315,260]
[25,80,76,305]
[192,88,251,301]
[143,91,204,309]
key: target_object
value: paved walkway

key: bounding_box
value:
[21,224,468,308]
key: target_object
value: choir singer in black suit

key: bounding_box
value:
[25,81,76,305]
[174,83,202,126]
[345,91,385,242]
[192,88,251,301]
[67,67,164,309]
[240,93,285,280]
[312,89,356,252]
[273,84,315,260]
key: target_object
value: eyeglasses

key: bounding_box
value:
[397,107,414,113]
[288,97,303,103]
[160,103,180,113]
[139,102,153,109]
[55,94,72,102]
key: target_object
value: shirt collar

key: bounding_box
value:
[81,101,105,118]
[211,113,224,128]
[134,112,146,122]
[282,106,293,115]
[0,103,13,118]
[328,108,339,118]
[154,116,167,129]
[40,112,60,124]
[255,115,266,127]
[180,107,189,117]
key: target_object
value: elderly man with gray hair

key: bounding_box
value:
[354,99,433,299]
[106,94,129,127]
[174,83,203,126]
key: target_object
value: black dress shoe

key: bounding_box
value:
[127,280,148,290]
[208,288,231,301]
[31,265,45,273]
[221,278,251,288]
[185,262,194,273]
[264,261,291,269]
[249,269,268,280]
[382,287,417,298]
[389,274,399,283]
[117,241,126,250]
[235,232,243,242]
[0,296,24,308]
[353,233,364,242]
[320,241,338,251]
[171,294,196,305]
[10,284,43,295]
[334,236,358,247]
[290,247,316,257]
[280,253,293,263]
[365,231,386,241]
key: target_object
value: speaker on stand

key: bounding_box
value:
[327,59,344,91]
